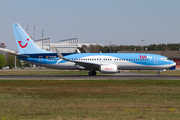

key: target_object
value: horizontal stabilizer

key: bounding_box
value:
[8,53,29,57]
[0,48,15,54]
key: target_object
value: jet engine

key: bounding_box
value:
[100,64,118,73]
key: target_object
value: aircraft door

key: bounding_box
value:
[39,56,43,63]
[154,56,158,64]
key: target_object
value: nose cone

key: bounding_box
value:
[169,60,176,70]
[171,61,176,66]
[172,61,176,66]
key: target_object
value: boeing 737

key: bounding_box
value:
[11,23,176,76]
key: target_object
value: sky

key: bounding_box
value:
[0,0,180,51]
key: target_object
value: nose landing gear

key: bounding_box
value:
[157,72,160,76]
[157,69,166,76]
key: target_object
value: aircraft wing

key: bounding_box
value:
[72,60,101,70]
[55,48,101,70]
[62,58,101,70]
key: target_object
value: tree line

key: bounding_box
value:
[0,53,29,69]
[78,43,180,53]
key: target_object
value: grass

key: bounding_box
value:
[0,80,180,119]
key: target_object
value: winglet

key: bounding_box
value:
[55,48,64,59]
[76,49,81,53]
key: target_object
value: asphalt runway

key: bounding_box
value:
[0,74,180,80]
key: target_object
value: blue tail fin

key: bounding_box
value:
[12,23,51,54]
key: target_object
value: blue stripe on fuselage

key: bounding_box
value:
[17,53,74,64]
[20,53,74,58]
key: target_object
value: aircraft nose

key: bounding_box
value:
[169,60,176,70]
[169,60,176,66]
[172,61,176,66]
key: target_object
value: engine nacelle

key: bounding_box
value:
[100,64,118,73]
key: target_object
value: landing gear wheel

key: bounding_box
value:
[88,70,97,76]
[93,71,97,76]
[88,71,93,76]
[157,72,160,76]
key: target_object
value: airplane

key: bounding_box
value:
[11,23,176,76]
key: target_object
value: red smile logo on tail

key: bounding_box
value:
[18,38,29,48]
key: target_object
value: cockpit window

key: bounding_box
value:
[161,58,168,61]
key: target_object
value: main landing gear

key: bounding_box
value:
[88,70,97,76]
